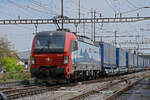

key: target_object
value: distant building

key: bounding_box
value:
[17,50,31,68]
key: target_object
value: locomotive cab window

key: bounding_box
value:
[70,40,78,52]
[34,34,65,53]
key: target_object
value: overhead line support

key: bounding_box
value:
[61,0,64,29]
[0,17,150,25]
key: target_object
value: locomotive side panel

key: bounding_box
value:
[71,41,101,72]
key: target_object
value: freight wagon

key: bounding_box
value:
[134,54,138,71]
[127,52,134,73]
[137,56,143,71]
[99,42,117,75]
[116,48,128,74]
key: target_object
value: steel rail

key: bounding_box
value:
[105,74,150,100]
[5,85,60,100]
[106,78,143,100]
[1,72,148,100]
[0,80,34,87]
[1,75,128,100]
[0,81,21,87]
[68,73,147,100]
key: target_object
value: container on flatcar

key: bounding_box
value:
[148,57,150,68]
[128,52,134,72]
[133,54,138,71]
[143,57,148,70]
[145,57,149,68]
[138,56,143,71]
[99,42,117,75]
[116,48,127,74]
[143,57,146,68]
[137,56,140,71]
[146,57,150,68]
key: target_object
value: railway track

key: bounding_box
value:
[68,71,149,100]
[0,81,77,100]
[0,76,118,100]
[0,85,58,100]
[105,77,146,100]
[0,81,22,87]
[0,75,119,99]
[47,72,149,100]
[0,79,34,87]
[0,71,149,100]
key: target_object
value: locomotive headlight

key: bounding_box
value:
[31,56,35,64]
[64,56,69,64]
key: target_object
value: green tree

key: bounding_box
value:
[1,57,16,72]
[0,37,19,70]
[1,57,24,72]
[15,64,24,72]
[0,37,29,81]
[0,37,18,58]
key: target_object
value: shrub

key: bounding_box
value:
[0,71,30,82]
[1,57,16,72]
[0,57,30,81]
[1,57,24,72]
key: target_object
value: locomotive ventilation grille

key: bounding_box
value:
[35,57,64,65]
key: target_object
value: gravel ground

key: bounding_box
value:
[84,77,140,100]
[15,81,108,100]
[116,78,150,100]
[10,71,150,100]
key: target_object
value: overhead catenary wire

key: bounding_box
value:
[28,0,59,15]
[68,0,91,12]
[126,0,138,8]
[7,0,58,16]
[0,9,35,30]
[109,0,121,13]
[66,0,94,17]
[0,1,37,30]
[125,0,135,9]
[105,0,117,13]
[0,0,149,53]
[122,6,150,15]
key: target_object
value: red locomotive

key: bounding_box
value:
[30,31,101,82]
[30,31,77,82]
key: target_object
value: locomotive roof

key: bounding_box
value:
[36,31,66,36]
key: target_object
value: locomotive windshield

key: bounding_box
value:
[34,35,65,53]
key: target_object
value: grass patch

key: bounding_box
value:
[20,79,30,85]
[0,71,30,82]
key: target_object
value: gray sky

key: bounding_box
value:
[0,0,150,53]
